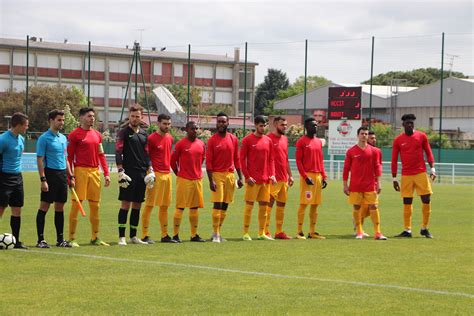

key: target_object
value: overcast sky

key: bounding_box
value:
[1,0,472,84]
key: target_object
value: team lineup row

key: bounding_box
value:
[0,107,436,249]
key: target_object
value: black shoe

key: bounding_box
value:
[56,240,72,248]
[142,236,156,244]
[36,240,50,248]
[190,234,205,242]
[161,235,178,243]
[14,241,28,249]
[420,229,433,239]
[395,230,412,238]
[172,234,182,243]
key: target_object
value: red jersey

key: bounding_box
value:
[267,132,289,182]
[240,133,275,184]
[343,144,381,192]
[370,143,383,177]
[295,135,326,180]
[67,127,109,176]
[206,132,241,172]
[148,132,173,173]
[391,131,434,176]
[170,137,205,180]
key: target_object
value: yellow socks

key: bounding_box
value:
[189,209,199,237]
[212,209,220,234]
[219,211,227,230]
[403,204,413,230]
[275,205,285,234]
[309,205,318,235]
[141,205,153,239]
[68,201,80,240]
[422,203,431,229]
[243,203,253,234]
[353,209,362,234]
[264,205,272,235]
[159,206,169,237]
[370,207,381,234]
[258,205,267,235]
[89,201,100,240]
[173,209,183,236]
[361,205,370,225]
[297,204,306,233]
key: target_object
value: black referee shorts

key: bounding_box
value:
[0,172,24,207]
[118,169,147,203]
[41,168,68,204]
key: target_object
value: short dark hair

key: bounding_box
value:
[79,107,95,116]
[158,114,171,122]
[401,114,416,121]
[48,109,65,121]
[185,121,197,129]
[216,112,228,119]
[357,126,369,135]
[254,115,267,125]
[11,112,28,127]
[368,131,375,136]
[304,117,315,127]
[273,116,286,123]
[129,104,143,113]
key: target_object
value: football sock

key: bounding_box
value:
[68,201,80,240]
[264,205,272,234]
[173,209,183,236]
[212,209,220,234]
[129,208,140,238]
[159,206,169,237]
[54,210,64,242]
[141,205,153,239]
[275,205,285,234]
[352,209,362,235]
[297,204,306,233]
[219,210,227,232]
[36,209,47,242]
[370,207,381,234]
[189,208,199,237]
[258,204,267,235]
[422,203,431,229]
[403,204,413,230]
[10,215,21,242]
[309,205,318,235]
[243,203,253,234]
[118,208,128,238]
[89,201,100,240]
[361,205,370,225]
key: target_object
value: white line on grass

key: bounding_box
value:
[20,250,474,299]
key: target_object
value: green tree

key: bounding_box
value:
[137,91,157,111]
[371,122,396,147]
[361,68,467,87]
[277,75,331,100]
[166,84,201,110]
[0,91,24,130]
[254,69,289,115]
[63,104,79,134]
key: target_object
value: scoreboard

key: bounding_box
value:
[327,87,361,120]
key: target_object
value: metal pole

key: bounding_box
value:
[369,36,374,129]
[88,41,91,106]
[303,39,308,120]
[134,42,138,102]
[26,35,29,115]
[187,44,191,122]
[137,52,151,125]
[119,47,136,123]
[243,42,248,131]
[438,32,445,168]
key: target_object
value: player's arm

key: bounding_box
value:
[268,139,276,184]
[319,142,328,188]
[170,142,180,176]
[36,137,48,192]
[66,131,77,172]
[422,134,436,180]
[342,152,351,196]
[239,138,253,184]
[295,140,308,181]
[97,134,110,186]
[114,129,130,187]
[205,139,216,191]
[373,150,382,193]
[286,159,294,187]
[391,140,400,191]
[66,160,75,188]
[232,136,243,188]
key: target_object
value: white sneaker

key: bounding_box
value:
[130,236,148,244]
[355,233,364,239]
[118,237,127,246]
[363,232,370,237]
[212,234,221,243]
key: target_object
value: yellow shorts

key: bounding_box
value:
[145,172,172,207]
[299,172,322,205]
[348,192,378,205]
[401,173,433,198]
[245,183,270,203]
[73,167,101,202]
[270,181,288,203]
[175,177,204,209]
[211,172,235,204]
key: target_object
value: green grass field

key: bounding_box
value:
[1,173,473,314]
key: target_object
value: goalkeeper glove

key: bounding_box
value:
[118,168,132,188]
[144,172,155,188]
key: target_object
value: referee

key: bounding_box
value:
[35,109,75,248]
[0,112,29,249]
[115,104,154,245]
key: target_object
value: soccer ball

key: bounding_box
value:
[0,233,16,250]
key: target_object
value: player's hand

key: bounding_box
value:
[41,181,49,192]
[104,175,111,187]
[322,179,328,189]
[288,176,294,187]
[247,177,256,186]
[376,182,382,194]
[237,178,243,189]
[68,177,76,189]
[144,173,155,189]
[209,180,217,192]
[393,180,400,192]
[118,169,131,188]
[305,177,314,185]
[430,168,437,181]
[269,176,277,184]
[343,185,350,196]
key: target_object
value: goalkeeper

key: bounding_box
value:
[115,104,154,246]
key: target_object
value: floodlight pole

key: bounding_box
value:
[134,42,139,102]
[137,50,151,124]
[303,39,308,121]
[187,44,191,122]
[438,32,445,176]
[25,35,29,115]
[368,36,374,129]
[88,41,91,106]
[243,42,248,131]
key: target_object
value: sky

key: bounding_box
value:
[0,0,472,85]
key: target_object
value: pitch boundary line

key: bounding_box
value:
[19,250,474,299]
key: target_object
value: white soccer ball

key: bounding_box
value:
[0,233,16,250]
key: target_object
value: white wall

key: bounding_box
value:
[85,57,105,72]
[13,51,34,66]
[215,91,232,104]
[0,51,10,64]
[61,55,82,70]
[109,59,131,73]
[37,54,59,68]
[216,66,233,80]
[195,65,213,79]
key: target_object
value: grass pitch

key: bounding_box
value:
[0,173,473,314]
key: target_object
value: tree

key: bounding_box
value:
[137,91,157,111]
[166,84,202,110]
[277,75,331,100]
[361,68,467,87]
[63,104,79,134]
[254,69,289,115]
[371,122,396,147]
[0,91,24,130]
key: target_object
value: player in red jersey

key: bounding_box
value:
[240,115,276,241]
[265,116,293,240]
[170,121,206,242]
[67,107,110,247]
[392,114,436,238]
[206,112,243,243]
[344,126,387,240]
[295,117,327,240]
